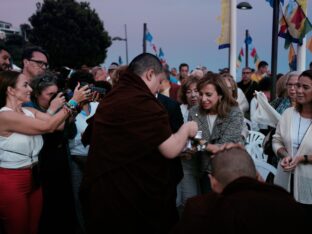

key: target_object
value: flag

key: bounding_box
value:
[118,56,123,65]
[288,43,297,71]
[298,18,312,42]
[290,5,306,30]
[266,0,284,7]
[145,31,153,42]
[278,4,299,48]
[152,44,157,54]
[236,48,244,68]
[245,32,252,45]
[217,0,230,49]
[250,47,257,58]
[307,36,312,53]
[158,47,164,58]
[279,1,312,48]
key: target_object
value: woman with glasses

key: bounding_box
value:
[271,71,299,114]
[188,73,244,193]
[0,71,88,234]
[176,76,200,209]
[273,69,312,221]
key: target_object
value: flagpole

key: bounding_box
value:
[143,23,147,53]
[270,0,280,101]
[297,4,307,72]
[245,29,249,67]
[230,0,237,81]
[124,24,129,64]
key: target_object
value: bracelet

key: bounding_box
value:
[304,155,309,164]
[68,99,78,108]
[46,108,54,116]
[63,104,73,114]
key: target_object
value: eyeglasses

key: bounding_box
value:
[29,59,49,69]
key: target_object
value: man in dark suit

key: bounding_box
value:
[172,147,305,234]
[157,93,184,227]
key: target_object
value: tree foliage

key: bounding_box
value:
[28,0,111,69]
[4,34,29,68]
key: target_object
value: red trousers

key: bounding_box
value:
[0,168,42,234]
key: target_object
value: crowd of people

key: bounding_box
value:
[0,43,312,234]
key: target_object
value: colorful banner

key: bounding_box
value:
[217,0,230,49]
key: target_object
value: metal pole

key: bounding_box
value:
[270,0,280,100]
[143,23,147,53]
[124,24,129,64]
[245,29,249,68]
[297,4,308,72]
[230,0,237,81]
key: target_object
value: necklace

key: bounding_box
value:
[297,115,312,150]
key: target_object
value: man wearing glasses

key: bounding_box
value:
[22,46,49,81]
[237,67,259,105]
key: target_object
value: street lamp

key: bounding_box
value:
[112,24,129,64]
[237,2,252,10]
[237,2,252,68]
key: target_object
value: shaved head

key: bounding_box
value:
[211,147,257,189]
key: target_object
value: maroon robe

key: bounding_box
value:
[81,70,174,234]
[171,177,305,234]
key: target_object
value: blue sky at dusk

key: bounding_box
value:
[1,0,312,81]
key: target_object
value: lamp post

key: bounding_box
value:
[229,1,252,81]
[237,2,252,68]
[112,24,129,64]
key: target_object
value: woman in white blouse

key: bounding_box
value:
[0,71,88,234]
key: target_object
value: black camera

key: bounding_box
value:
[80,82,106,95]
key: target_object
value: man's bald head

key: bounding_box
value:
[210,147,257,192]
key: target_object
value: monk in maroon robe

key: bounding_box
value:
[80,53,197,234]
[172,147,305,234]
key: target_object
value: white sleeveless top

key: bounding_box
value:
[0,107,43,168]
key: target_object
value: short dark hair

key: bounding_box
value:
[258,77,271,91]
[211,148,256,187]
[309,61,312,69]
[21,46,49,68]
[179,63,189,72]
[0,44,10,54]
[67,70,94,91]
[0,71,20,108]
[258,61,268,70]
[128,53,163,77]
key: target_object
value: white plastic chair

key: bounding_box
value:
[244,118,252,131]
[244,130,276,180]
[253,159,277,181]
[245,130,268,162]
